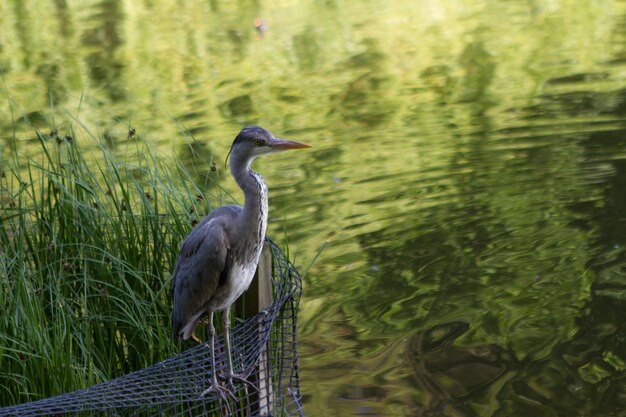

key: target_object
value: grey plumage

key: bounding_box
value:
[171,206,239,340]
[169,126,310,398]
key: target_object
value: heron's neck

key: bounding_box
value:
[231,155,268,246]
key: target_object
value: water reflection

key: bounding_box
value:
[2,0,626,415]
[83,0,125,101]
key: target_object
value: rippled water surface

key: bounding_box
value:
[2,0,626,415]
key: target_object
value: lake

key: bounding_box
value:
[1,0,626,415]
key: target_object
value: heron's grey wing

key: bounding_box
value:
[171,217,232,339]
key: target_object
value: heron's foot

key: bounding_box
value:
[200,380,236,405]
[227,371,259,393]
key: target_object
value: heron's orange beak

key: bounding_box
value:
[269,138,312,150]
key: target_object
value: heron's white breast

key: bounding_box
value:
[212,170,268,311]
[215,260,259,310]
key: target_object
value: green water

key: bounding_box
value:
[2,0,626,415]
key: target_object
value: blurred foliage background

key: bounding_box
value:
[1,0,626,415]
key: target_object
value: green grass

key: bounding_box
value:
[0,120,218,406]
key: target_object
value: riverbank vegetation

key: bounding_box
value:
[0,119,216,406]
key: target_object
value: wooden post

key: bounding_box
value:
[241,243,273,415]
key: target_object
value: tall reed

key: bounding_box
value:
[0,122,218,406]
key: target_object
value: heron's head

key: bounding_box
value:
[229,126,311,164]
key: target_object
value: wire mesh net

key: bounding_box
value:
[0,238,304,417]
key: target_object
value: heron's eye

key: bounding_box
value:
[253,139,263,146]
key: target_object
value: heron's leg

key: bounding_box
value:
[201,311,235,404]
[222,307,235,377]
[208,311,219,386]
[222,308,258,392]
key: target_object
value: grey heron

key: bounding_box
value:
[171,125,311,399]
